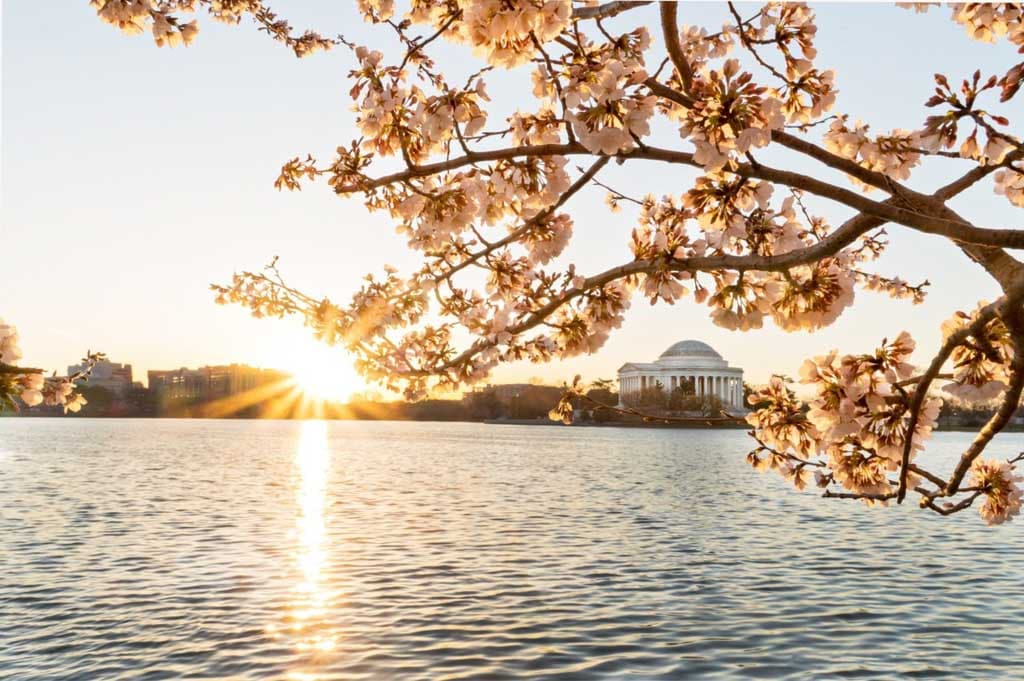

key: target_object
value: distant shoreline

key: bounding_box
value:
[2,414,742,428]
[484,418,749,429]
[2,415,1019,433]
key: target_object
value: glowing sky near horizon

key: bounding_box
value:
[3,2,1021,392]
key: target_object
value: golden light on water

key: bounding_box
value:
[297,419,328,601]
[276,420,340,676]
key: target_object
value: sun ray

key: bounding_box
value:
[193,378,297,418]
[283,340,363,404]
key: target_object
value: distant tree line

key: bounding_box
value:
[14,379,1017,432]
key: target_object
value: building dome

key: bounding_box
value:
[617,338,744,410]
[659,340,722,360]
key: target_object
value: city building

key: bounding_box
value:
[147,364,288,402]
[617,340,744,408]
[68,359,134,395]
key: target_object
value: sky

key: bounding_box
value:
[2,2,1021,396]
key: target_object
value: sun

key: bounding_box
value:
[285,340,362,403]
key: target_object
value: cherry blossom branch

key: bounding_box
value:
[934,149,1024,200]
[329,142,1024,251]
[727,2,788,83]
[0,345,104,414]
[895,298,1005,502]
[908,464,948,489]
[658,2,695,93]
[945,326,1024,495]
[922,489,985,516]
[645,32,903,195]
[230,195,1010,388]
[823,490,897,501]
[433,157,610,282]
[573,1,652,22]
[397,9,462,72]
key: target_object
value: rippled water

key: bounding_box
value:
[1,419,1023,680]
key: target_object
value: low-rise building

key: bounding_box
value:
[147,364,288,402]
[68,359,133,396]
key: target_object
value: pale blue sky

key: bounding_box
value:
[3,2,1021,391]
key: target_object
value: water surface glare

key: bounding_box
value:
[1,419,1023,680]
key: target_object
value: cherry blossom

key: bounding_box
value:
[746,332,946,507]
[995,165,1024,208]
[0,319,23,365]
[971,458,1024,525]
[0,318,103,413]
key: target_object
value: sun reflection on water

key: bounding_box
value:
[272,420,340,677]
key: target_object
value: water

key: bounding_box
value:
[1,419,1022,680]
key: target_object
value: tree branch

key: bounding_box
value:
[438,157,610,281]
[895,298,1004,502]
[573,1,651,21]
[659,2,694,93]
[933,149,1024,200]
[945,326,1024,495]
[333,142,1024,252]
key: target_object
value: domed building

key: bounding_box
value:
[617,340,744,408]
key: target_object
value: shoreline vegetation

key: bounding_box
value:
[4,381,1021,432]
[2,414,1020,433]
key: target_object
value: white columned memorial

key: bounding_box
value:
[617,340,745,410]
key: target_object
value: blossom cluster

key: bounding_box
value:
[0,319,91,413]
[1,319,24,365]
[741,3,838,125]
[630,195,700,304]
[746,332,941,502]
[950,3,1023,47]
[823,118,925,187]
[905,3,1023,99]
[856,272,928,305]
[970,457,1023,525]
[683,178,880,331]
[565,59,656,155]
[940,303,1016,403]
[745,324,1024,526]
[677,23,735,69]
[89,0,333,57]
[664,4,838,173]
[526,25,655,155]
[677,59,787,172]
[427,0,572,69]
[387,158,570,254]
[994,164,1024,208]
[90,0,198,46]
[920,70,1018,174]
